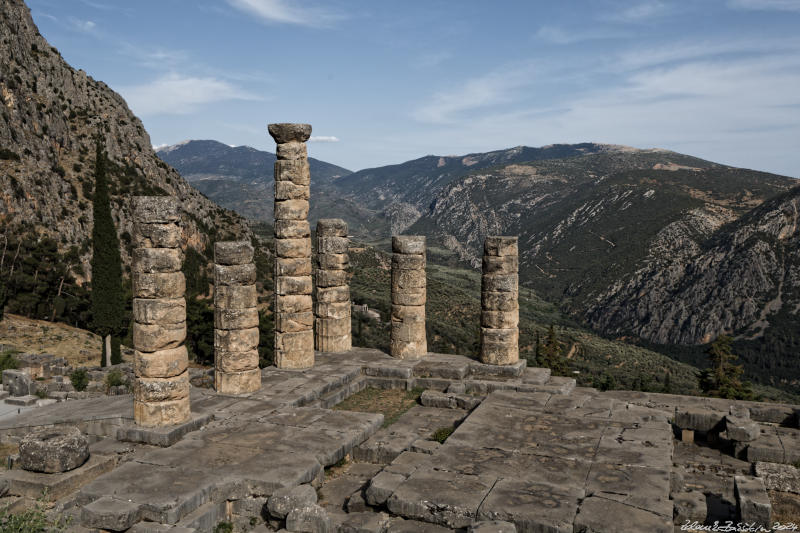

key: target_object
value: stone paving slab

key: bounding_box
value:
[476,478,583,533]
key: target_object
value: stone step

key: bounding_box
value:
[313,375,367,409]
[522,367,551,385]
[517,375,575,395]
[0,391,8,400]
[175,499,226,532]
[6,395,38,406]
[469,359,526,379]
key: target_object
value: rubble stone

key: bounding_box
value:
[18,426,89,473]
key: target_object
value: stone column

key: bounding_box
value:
[390,236,427,359]
[131,196,190,427]
[315,219,351,352]
[480,236,519,365]
[214,241,261,394]
[269,123,314,369]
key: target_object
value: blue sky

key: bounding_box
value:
[27,0,800,176]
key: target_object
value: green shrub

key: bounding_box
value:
[69,368,88,392]
[35,389,47,399]
[213,522,233,533]
[105,369,127,390]
[0,497,71,531]
[0,352,19,373]
[431,426,454,444]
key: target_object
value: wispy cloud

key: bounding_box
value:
[607,0,671,22]
[727,0,800,12]
[226,0,344,27]
[119,74,260,116]
[68,17,97,33]
[535,25,624,45]
[309,136,340,143]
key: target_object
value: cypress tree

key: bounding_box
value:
[89,141,124,366]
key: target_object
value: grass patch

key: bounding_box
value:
[0,442,18,467]
[333,387,423,428]
[431,426,454,444]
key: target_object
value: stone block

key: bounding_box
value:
[468,521,517,533]
[277,257,314,276]
[134,371,190,402]
[133,298,185,325]
[133,322,186,352]
[133,397,190,427]
[391,339,427,360]
[317,218,348,237]
[392,288,426,307]
[725,415,760,442]
[215,349,259,373]
[276,311,315,333]
[483,236,517,257]
[318,236,349,254]
[674,408,725,433]
[681,429,694,443]
[481,256,518,275]
[672,491,707,523]
[340,512,391,533]
[735,475,771,526]
[214,327,259,352]
[315,317,350,337]
[215,307,259,330]
[276,219,311,239]
[392,255,426,271]
[315,270,348,288]
[314,302,351,320]
[215,285,258,309]
[480,328,518,366]
[215,263,257,286]
[133,271,186,299]
[392,268,426,290]
[133,196,180,223]
[318,253,349,270]
[134,222,181,248]
[275,159,311,185]
[481,274,518,293]
[2,369,35,396]
[214,240,254,265]
[133,247,182,274]
[366,471,407,506]
[215,368,261,395]
[315,334,351,353]
[276,140,308,161]
[276,181,311,200]
[285,503,333,533]
[276,294,313,314]
[268,484,318,519]
[276,330,314,353]
[317,286,350,303]
[573,496,671,533]
[276,237,312,258]
[269,122,312,143]
[135,346,189,379]
[275,200,310,221]
[391,319,426,343]
[477,478,582,533]
[19,426,89,473]
[81,496,141,531]
[480,291,518,312]
[754,462,800,493]
[392,236,425,255]
[480,310,518,329]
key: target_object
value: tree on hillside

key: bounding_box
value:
[537,324,568,375]
[699,335,754,400]
[89,141,124,366]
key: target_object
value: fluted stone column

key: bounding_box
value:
[269,123,314,369]
[390,236,427,359]
[214,241,261,394]
[131,196,190,427]
[480,236,519,365]
[315,219,351,352]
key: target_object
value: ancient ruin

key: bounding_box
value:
[270,123,315,370]
[480,236,519,366]
[214,241,261,394]
[131,196,190,427]
[390,236,427,359]
[315,218,352,352]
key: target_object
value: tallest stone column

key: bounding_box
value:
[269,123,314,369]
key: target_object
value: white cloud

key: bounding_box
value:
[607,1,670,22]
[69,18,97,32]
[728,0,800,11]
[309,136,340,143]
[226,0,344,27]
[118,74,260,116]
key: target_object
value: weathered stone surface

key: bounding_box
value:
[468,521,517,533]
[366,471,407,506]
[276,141,309,161]
[276,219,311,239]
[133,298,185,325]
[317,218,348,237]
[480,328,518,366]
[672,491,707,523]
[215,368,261,394]
[19,426,89,473]
[276,180,311,200]
[134,222,181,248]
[314,302,350,320]
[215,263,257,286]
[480,291,518,312]
[484,237,517,257]
[133,322,186,352]
[285,503,333,533]
[276,311,316,332]
[735,475,771,526]
[392,255,426,271]
[275,330,314,369]
[133,247,183,274]
[477,478,583,532]
[318,236,349,254]
[133,397,190,427]
[573,496,671,533]
[268,484,318,519]
[135,346,189,379]
[482,274,518,293]
[134,371,190,402]
[340,512,391,533]
[275,200,310,221]
[725,415,760,442]
[276,294,313,314]
[392,236,425,255]
[133,271,186,299]
[269,123,312,144]
[315,317,350,337]
[275,159,311,185]
[481,255,518,275]
[392,269,426,290]
[277,237,312,258]
[214,327,259,352]
[133,196,180,223]
[277,257,314,276]
[754,462,800,493]
[214,241,254,265]
[81,496,141,531]
[215,285,258,309]
[2,369,35,396]
[391,288,426,307]
[316,270,348,288]
[317,286,350,304]
[480,310,518,329]
[215,349,259,373]
[215,307,259,330]
[674,408,725,432]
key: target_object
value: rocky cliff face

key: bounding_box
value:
[0,0,249,279]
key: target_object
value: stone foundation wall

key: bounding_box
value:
[390,236,427,359]
[315,219,351,352]
[131,196,190,427]
[214,241,261,394]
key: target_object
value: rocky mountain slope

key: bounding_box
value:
[0,0,249,281]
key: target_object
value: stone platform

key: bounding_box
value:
[0,348,798,532]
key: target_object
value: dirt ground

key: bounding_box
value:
[333,386,423,428]
[770,490,800,525]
